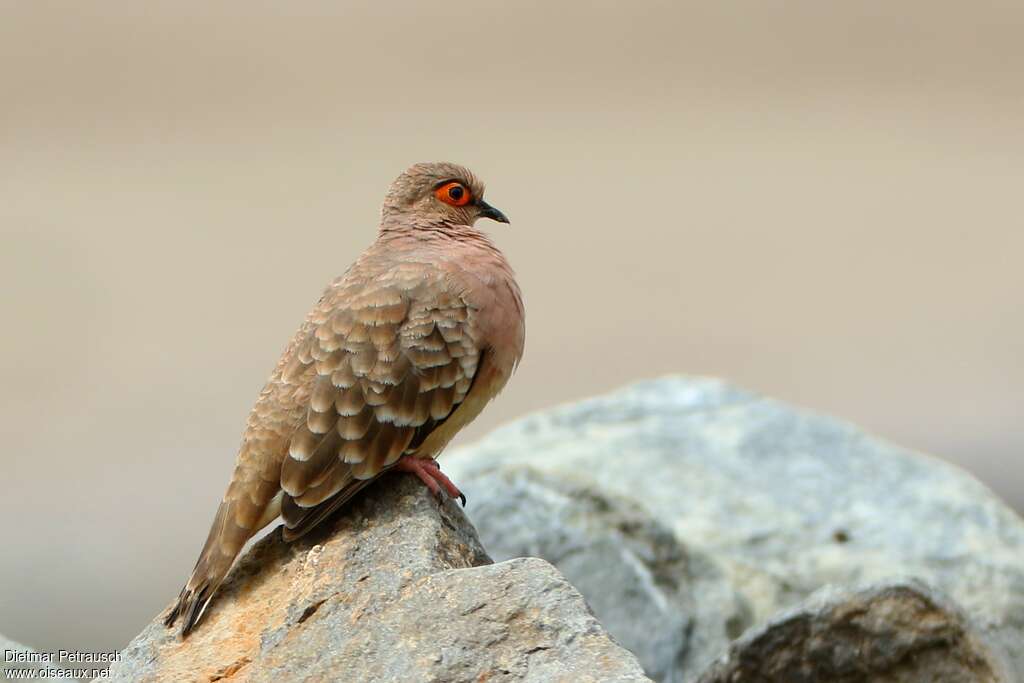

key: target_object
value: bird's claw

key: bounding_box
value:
[395,455,466,507]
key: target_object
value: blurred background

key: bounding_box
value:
[2,0,1021,657]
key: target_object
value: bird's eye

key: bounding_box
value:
[435,181,472,207]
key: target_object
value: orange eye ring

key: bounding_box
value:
[435,181,472,207]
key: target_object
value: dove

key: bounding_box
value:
[165,162,525,636]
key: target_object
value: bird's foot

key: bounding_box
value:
[394,456,466,507]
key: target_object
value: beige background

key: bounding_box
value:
[2,0,1021,655]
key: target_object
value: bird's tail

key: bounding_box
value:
[165,477,281,637]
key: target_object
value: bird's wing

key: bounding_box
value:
[277,273,481,539]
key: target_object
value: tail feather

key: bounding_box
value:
[164,493,267,637]
[164,582,214,637]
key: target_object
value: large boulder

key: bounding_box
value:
[110,476,649,682]
[697,581,1011,683]
[444,376,1024,681]
[459,467,749,683]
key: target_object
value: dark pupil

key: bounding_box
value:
[448,185,464,201]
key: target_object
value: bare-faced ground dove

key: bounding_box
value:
[164,162,525,636]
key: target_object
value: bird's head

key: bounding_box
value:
[381,162,509,227]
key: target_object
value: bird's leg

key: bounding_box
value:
[394,456,466,507]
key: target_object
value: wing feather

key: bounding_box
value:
[278,279,480,540]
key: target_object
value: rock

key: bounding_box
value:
[111,475,649,682]
[1,634,46,679]
[444,376,1024,680]
[696,580,1012,683]
[461,466,751,683]
[0,634,78,681]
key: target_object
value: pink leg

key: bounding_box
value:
[394,456,466,506]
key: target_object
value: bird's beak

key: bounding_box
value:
[477,200,510,224]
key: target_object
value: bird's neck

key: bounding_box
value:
[378,217,493,244]
[375,219,512,276]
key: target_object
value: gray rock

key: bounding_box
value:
[0,634,79,681]
[462,466,751,683]
[2,634,44,677]
[110,475,649,682]
[697,580,1012,683]
[444,376,1024,680]
[252,557,650,683]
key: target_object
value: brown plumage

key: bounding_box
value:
[164,162,525,636]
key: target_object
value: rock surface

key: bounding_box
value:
[1,634,55,680]
[111,476,649,682]
[444,376,1024,681]
[461,467,749,683]
[697,581,1011,683]
[0,634,88,681]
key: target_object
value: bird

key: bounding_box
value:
[164,162,525,637]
